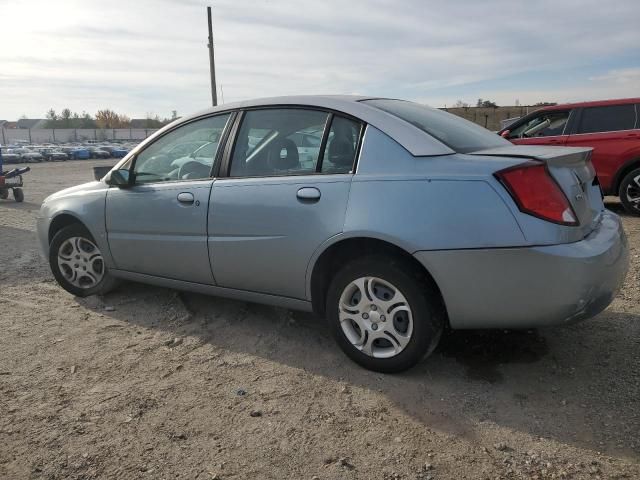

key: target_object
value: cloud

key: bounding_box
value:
[589,68,640,85]
[0,0,638,118]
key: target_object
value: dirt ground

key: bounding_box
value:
[0,160,638,480]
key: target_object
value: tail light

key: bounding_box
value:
[495,162,578,226]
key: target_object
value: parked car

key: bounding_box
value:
[69,147,91,160]
[21,151,43,163]
[110,147,129,158]
[98,145,116,154]
[498,98,640,215]
[88,147,111,159]
[38,148,68,161]
[12,147,32,157]
[37,96,629,373]
[47,151,69,162]
[0,151,22,164]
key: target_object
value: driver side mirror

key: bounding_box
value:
[105,168,131,187]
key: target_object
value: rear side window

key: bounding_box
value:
[362,98,509,153]
[230,108,329,177]
[321,116,361,174]
[578,105,637,134]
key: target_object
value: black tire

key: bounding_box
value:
[13,188,24,203]
[326,255,445,373]
[0,189,8,200]
[619,167,640,216]
[49,224,118,297]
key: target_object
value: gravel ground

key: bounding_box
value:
[0,160,639,480]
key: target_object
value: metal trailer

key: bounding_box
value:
[0,145,28,202]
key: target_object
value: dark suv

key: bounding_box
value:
[498,98,640,215]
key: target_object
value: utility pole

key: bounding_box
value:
[207,6,218,107]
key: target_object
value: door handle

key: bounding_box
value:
[177,192,195,204]
[297,187,321,202]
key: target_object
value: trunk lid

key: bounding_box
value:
[470,145,603,237]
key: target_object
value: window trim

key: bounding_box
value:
[220,105,365,179]
[572,104,638,136]
[315,113,334,173]
[128,111,236,186]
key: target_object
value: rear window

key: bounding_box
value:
[578,104,637,134]
[362,98,509,153]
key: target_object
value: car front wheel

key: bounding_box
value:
[49,224,118,297]
[326,255,444,373]
[620,167,640,216]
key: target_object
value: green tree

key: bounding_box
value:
[45,108,58,127]
[476,98,498,108]
[60,108,72,128]
[81,112,96,128]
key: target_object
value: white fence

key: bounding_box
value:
[1,128,160,144]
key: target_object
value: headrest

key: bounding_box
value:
[328,137,355,167]
[270,138,299,170]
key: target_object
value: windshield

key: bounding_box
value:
[362,99,510,153]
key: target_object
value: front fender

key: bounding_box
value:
[37,184,112,267]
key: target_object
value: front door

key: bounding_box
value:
[105,113,232,284]
[506,109,571,147]
[209,109,363,299]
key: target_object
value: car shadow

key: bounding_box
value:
[79,282,640,461]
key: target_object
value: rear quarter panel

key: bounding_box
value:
[344,127,527,252]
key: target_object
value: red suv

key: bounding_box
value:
[498,98,640,215]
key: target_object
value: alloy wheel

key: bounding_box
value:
[625,173,640,213]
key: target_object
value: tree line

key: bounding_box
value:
[44,108,179,129]
[452,99,558,108]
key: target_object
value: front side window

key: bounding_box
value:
[230,109,329,177]
[578,105,637,134]
[508,111,570,138]
[133,113,231,184]
[362,98,508,153]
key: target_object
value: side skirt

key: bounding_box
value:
[110,269,314,312]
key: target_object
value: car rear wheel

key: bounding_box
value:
[49,224,118,297]
[326,255,444,373]
[619,167,640,216]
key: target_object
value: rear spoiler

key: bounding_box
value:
[469,145,593,167]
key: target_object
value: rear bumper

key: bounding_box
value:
[414,210,629,329]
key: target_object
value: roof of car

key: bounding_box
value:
[538,97,640,111]
[160,95,456,157]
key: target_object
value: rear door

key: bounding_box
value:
[208,108,363,299]
[505,109,572,146]
[564,103,639,193]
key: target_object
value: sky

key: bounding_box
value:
[0,0,639,120]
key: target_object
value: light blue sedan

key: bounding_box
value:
[36,96,629,372]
